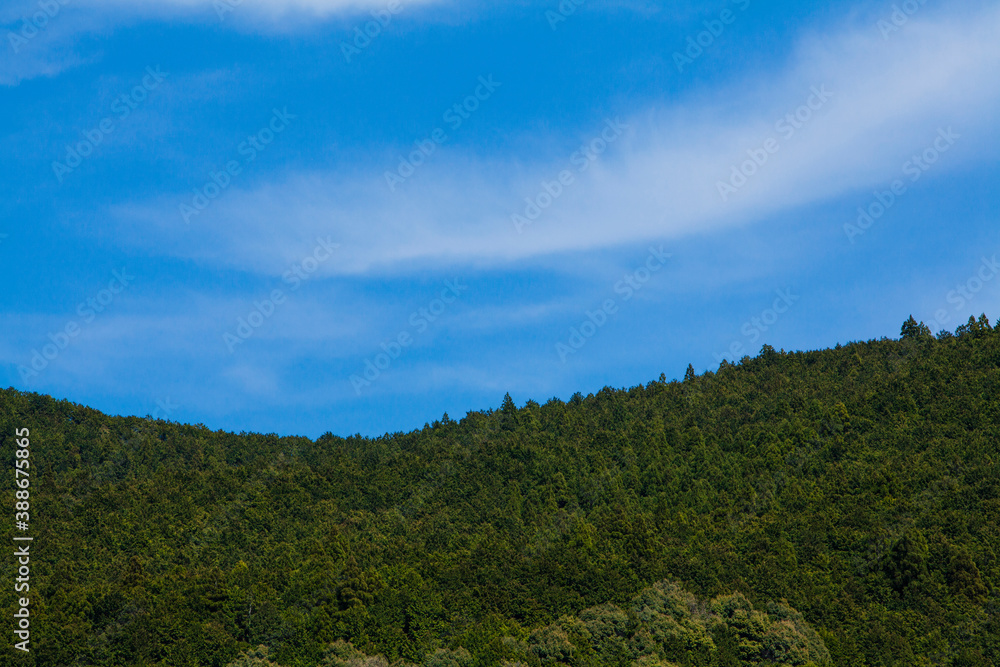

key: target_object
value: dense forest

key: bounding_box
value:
[2,315,998,666]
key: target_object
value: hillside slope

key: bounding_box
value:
[1,315,998,666]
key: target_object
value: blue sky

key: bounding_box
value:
[3,0,1000,438]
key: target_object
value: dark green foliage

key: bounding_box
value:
[2,314,1000,666]
[900,316,932,340]
[885,529,929,594]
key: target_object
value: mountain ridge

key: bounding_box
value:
[2,314,998,666]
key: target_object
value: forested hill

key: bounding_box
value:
[2,315,999,667]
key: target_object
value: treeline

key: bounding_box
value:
[1,314,998,666]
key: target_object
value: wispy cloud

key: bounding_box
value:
[0,4,108,86]
[1,0,453,85]
[75,0,451,19]
[106,4,1000,278]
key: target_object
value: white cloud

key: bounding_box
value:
[0,6,108,86]
[0,0,452,85]
[109,3,1000,277]
[75,0,449,18]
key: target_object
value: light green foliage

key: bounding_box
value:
[763,602,831,665]
[630,581,716,656]
[422,648,473,667]
[528,619,580,663]
[319,640,391,667]
[630,656,680,667]
[227,645,281,667]
[511,580,828,666]
[711,593,769,662]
